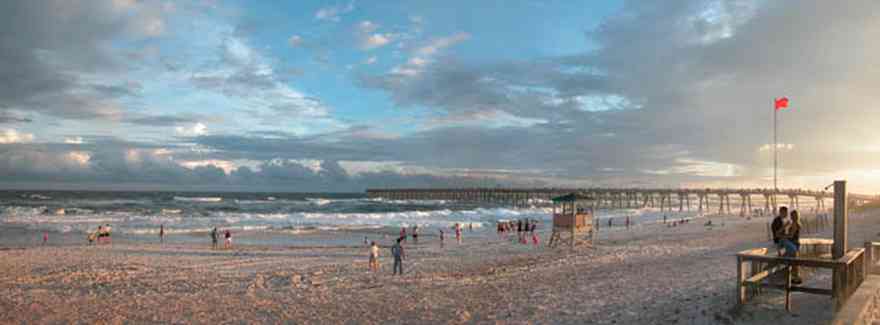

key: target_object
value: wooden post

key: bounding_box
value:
[570,204,576,250]
[737,255,746,306]
[833,180,847,260]
[784,265,792,312]
[866,242,872,274]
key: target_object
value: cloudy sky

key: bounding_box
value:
[2,0,879,192]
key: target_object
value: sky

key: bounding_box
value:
[2,0,880,193]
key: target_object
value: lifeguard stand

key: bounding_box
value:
[548,192,595,249]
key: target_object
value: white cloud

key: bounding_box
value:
[0,129,34,144]
[175,122,207,136]
[388,32,471,77]
[179,159,239,174]
[415,32,470,57]
[67,151,91,166]
[362,34,392,50]
[357,21,379,33]
[288,35,303,47]
[364,56,378,65]
[758,143,795,151]
[64,137,84,144]
[315,2,355,22]
[407,57,427,67]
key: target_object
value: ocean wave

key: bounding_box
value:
[173,196,223,202]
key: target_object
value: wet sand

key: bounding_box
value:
[2,211,878,324]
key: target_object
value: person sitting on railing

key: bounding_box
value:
[771,206,788,256]
[782,210,803,284]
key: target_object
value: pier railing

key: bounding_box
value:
[366,187,878,212]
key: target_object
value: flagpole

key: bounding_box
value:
[773,99,778,192]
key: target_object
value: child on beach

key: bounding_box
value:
[210,227,218,249]
[369,241,380,272]
[454,223,462,244]
[532,231,539,247]
[224,230,232,249]
[391,238,405,275]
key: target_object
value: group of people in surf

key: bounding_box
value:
[87,224,113,245]
[496,219,539,246]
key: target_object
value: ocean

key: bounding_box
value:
[0,190,713,246]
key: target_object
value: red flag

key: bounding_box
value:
[775,97,789,110]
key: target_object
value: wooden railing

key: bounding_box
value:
[864,241,880,275]
[736,246,866,312]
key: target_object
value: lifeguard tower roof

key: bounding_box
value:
[551,192,595,203]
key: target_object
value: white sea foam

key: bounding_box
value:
[173,196,222,202]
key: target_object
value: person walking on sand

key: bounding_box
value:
[369,241,380,272]
[412,225,419,244]
[224,229,232,249]
[159,224,165,244]
[210,227,218,250]
[391,238,405,275]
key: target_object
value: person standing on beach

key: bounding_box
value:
[455,223,462,244]
[391,238,405,275]
[210,227,218,250]
[530,222,539,247]
[224,229,232,249]
[625,216,630,230]
[468,223,473,232]
[412,225,419,244]
[400,227,407,243]
[159,224,165,244]
[516,219,523,243]
[369,241,380,272]
[42,231,48,245]
[439,229,445,248]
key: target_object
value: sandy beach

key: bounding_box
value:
[2,210,877,324]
